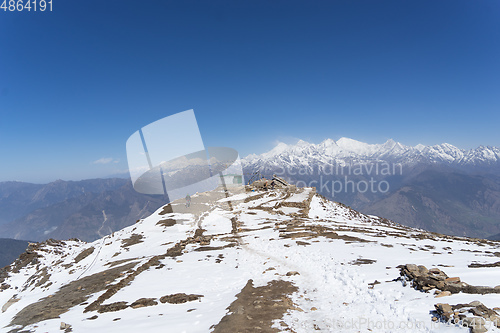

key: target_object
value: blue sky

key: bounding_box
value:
[1,0,499,183]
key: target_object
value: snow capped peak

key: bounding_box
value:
[296,139,310,147]
[272,142,289,153]
[242,138,500,170]
[319,138,339,153]
[336,137,374,154]
[415,144,426,151]
[262,142,289,158]
[320,138,337,146]
[336,137,364,148]
[383,138,396,147]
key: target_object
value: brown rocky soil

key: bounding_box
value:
[74,247,94,263]
[160,293,203,304]
[9,262,137,329]
[211,279,298,333]
[121,234,144,248]
[130,298,158,309]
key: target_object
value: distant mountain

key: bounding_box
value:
[244,138,500,173]
[364,169,500,238]
[0,238,29,268]
[488,233,500,241]
[242,138,500,239]
[0,179,166,242]
[0,178,129,226]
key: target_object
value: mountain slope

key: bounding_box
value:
[364,170,500,238]
[1,186,499,332]
[0,179,129,226]
[0,239,30,268]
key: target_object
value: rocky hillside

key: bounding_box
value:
[1,186,500,332]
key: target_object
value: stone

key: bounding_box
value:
[435,303,453,313]
[435,281,446,289]
[462,316,486,327]
[489,315,500,325]
[442,312,453,322]
[417,265,429,275]
[435,291,452,298]
[406,264,418,272]
[286,271,300,276]
[402,262,500,295]
[469,301,483,307]
[445,277,460,284]
[2,296,20,313]
[60,322,71,330]
[471,306,489,317]
[464,318,487,333]
[471,326,488,333]
[429,275,445,281]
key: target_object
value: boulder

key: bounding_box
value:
[445,277,460,284]
[435,291,452,298]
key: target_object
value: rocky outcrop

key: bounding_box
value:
[130,298,158,309]
[399,264,500,295]
[159,293,203,304]
[74,247,94,264]
[434,301,500,333]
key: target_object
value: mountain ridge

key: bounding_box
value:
[243,138,500,170]
[241,138,500,239]
[0,179,165,242]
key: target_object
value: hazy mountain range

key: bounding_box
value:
[0,179,166,242]
[0,137,498,244]
[242,138,500,239]
[0,238,29,268]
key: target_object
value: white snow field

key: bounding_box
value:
[0,186,499,332]
[242,137,500,169]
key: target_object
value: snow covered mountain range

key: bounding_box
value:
[241,138,500,240]
[243,138,500,171]
[1,186,500,332]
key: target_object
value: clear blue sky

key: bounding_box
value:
[1,0,499,183]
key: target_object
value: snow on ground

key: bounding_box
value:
[1,187,499,332]
[284,188,312,203]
